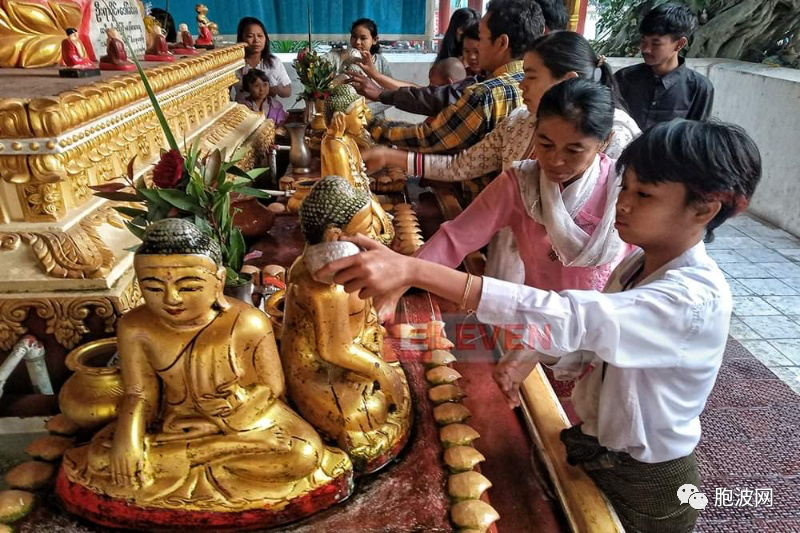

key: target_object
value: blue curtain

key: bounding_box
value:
[158,0,431,39]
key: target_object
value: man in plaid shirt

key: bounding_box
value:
[367,0,545,154]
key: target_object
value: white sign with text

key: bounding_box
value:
[88,0,147,59]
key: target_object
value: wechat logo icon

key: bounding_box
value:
[677,484,708,510]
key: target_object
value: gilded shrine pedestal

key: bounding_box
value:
[0,46,275,411]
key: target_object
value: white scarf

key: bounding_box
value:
[514,155,623,268]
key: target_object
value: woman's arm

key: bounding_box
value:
[270,60,293,98]
[413,170,518,268]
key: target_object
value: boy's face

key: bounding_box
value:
[248,78,269,100]
[640,34,686,68]
[615,168,711,249]
[461,37,480,75]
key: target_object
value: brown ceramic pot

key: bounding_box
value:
[58,338,123,430]
[232,196,275,240]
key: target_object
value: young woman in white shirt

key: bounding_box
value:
[319,119,762,532]
[231,17,292,102]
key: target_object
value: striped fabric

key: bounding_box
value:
[369,61,524,154]
[561,425,701,533]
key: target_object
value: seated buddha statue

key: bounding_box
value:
[280,176,412,473]
[60,218,352,516]
[320,84,394,246]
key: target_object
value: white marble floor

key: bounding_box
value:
[710,212,800,395]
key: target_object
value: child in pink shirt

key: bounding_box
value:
[416,79,632,293]
[240,69,288,124]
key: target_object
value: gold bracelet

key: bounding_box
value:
[459,273,474,311]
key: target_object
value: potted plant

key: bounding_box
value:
[91,26,269,292]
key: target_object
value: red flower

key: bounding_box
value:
[311,91,321,99]
[298,50,307,62]
[152,149,184,188]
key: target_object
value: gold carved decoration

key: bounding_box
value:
[0,204,123,278]
[0,294,123,350]
[0,47,246,223]
[0,0,84,68]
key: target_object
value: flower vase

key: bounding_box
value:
[305,98,326,153]
[310,99,327,132]
[285,122,311,175]
[224,272,254,305]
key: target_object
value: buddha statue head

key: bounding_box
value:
[324,84,367,136]
[300,176,377,244]
[134,218,229,326]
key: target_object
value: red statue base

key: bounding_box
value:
[171,47,199,55]
[144,54,175,62]
[99,62,136,71]
[59,67,101,78]
[55,467,354,531]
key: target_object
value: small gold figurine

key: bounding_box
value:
[60,219,351,513]
[281,177,412,473]
[320,84,394,245]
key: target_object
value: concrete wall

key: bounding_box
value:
[273,53,800,236]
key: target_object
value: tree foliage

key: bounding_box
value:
[592,0,800,68]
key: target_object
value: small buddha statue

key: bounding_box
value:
[144,20,175,62]
[320,84,394,245]
[171,23,199,55]
[59,219,352,519]
[99,28,135,71]
[281,176,412,473]
[59,28,100,77]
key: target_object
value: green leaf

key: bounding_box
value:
[126,155,137,181]
[125,244,142,253]
[205,149,222,187]
[227,227,246,272]
[113,206,149,219]
[124,220,146,240]
[234,186,271,199]
[138,186,168,206]
[156,189,202,214]
[90,182,127,193]
[193,216,214,237]
[94,191,143,202]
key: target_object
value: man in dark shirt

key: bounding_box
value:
[614,3,714,130]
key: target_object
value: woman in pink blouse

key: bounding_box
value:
[376,80,633,327]
[414,79,632,295]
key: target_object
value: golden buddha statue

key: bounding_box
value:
[60,218,352,515]
[280,176,412,473]
[320,84,394,245]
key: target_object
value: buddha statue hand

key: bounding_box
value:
[110,439,148,488]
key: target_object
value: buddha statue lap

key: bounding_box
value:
[320,84,394,246]
[58,219,352,522]
[280,176,412,473]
